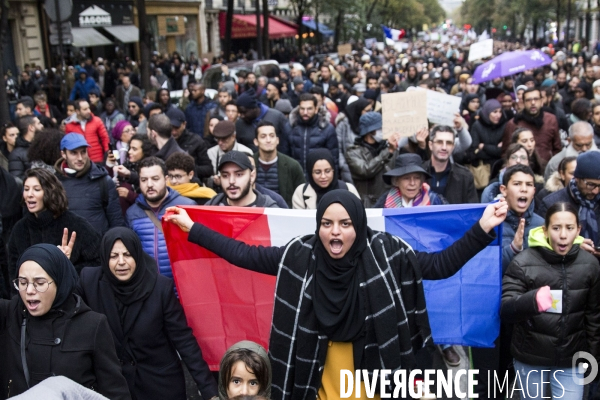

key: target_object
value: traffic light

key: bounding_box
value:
[492,28,497,33]
[503,25,507,30]
[463,24,471,31]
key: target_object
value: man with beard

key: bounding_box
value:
[398,63,420,92]
[54,133,125,235]
[126,156,196,279]
[147,114,186,161]
[184,83,216,136]
[288,93,338,175]
[502,87,561,164]
[166,108,213,179]
[559,75,580,114]
[205,150,279,207]
[64,99,109,163]
[9,115,43,181]
[556,70,568,91]
[234,88,291,153]
[540,86,569,133]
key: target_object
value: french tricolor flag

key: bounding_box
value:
[382,24,406,41]
[163,205,501,370]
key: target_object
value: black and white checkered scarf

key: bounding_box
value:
[268,229,431,400]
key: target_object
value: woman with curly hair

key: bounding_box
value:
[27,128,63,172]
[7,169,101,293]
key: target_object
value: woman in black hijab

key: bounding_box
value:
[166,191,508,399]
[0,244,130,399]
[292,148,360,209]
[460,93,481,129]
[77,227,218,400]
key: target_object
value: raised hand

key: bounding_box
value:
[57,228,76,259]
[512,218,525,251]
[479,198,508,233]
[165,207,194,233]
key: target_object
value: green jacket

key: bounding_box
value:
[253,151,305,208]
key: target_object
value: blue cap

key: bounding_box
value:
[61,133,90,151]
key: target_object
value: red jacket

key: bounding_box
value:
[65,114,109,163]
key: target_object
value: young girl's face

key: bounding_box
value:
[227,361,260,398]
[543,211,581,255]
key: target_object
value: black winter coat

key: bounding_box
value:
[422,160,478,204]
[538,187,600,244]
[502,245,600,366]
[56,160,125,235]
[468,118,506,165]
[77,267,218,400]
[235,107,292,155]
[288,108,339,174]
[0,294,131,399]
[8,210,101,290]
[8,137,31,182]
[175,129,213,179]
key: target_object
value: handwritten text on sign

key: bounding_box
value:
[382,91,428,139]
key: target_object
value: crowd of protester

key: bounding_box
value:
[2,37,600,399]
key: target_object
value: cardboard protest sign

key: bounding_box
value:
[337,43,352,56]
[422,89,462,126]
[381,91,428,139]
[469,39,494,61]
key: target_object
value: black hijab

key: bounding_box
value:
[307,148,344,205]
[343,98,371,134]
[100,227,158,306]
[17,244,78,309]
[311,189,368,341]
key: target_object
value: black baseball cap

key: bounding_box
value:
[218,150,254,171]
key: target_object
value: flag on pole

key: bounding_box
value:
[381,24,406,41]
[163,205,501,370]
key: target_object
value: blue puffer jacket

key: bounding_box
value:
[288,107,339,174]
[69,71,98,101]
[502,203,544,272]
[126,188,196,278]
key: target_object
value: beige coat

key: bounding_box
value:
[291,182,361,209]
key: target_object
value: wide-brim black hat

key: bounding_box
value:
[383,153,431,185]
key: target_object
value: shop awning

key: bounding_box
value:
[103,25,139,43]
[219,13,297,39]
[301,19,334,36]
[71,27,113,47]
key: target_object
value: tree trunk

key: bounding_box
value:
[255,0,262,59]
[333,8,343,48]
[366,0,379,22]
[532,20,538,45]
[315,1,321,53]
[586,0,591,47]
[557,0,560,44]
[224,0,234,61]
[136,0,151,91]
[262,0,269,59]
[0,0,9,124]
[566,0,571,46]
[297,11,304,53]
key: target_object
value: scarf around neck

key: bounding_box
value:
[269,189,431,399]
[569,178,600,243]
[384,183,432,208]
[514,110,545,129]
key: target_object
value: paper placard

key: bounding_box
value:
[365,38,377,49]
[469,39,494,62]
[382,91,428,139]
[337,43,352,56]
[547,290,563,314]
[421,88,462,127]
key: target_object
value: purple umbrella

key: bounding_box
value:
[471,50,552,84]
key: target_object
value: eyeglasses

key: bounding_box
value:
[13,278,54,293]
[509,155,528,162]
[433,140,455,147]
[582,179,600,190]
[168,174,186,181]
[524,97,541,103]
